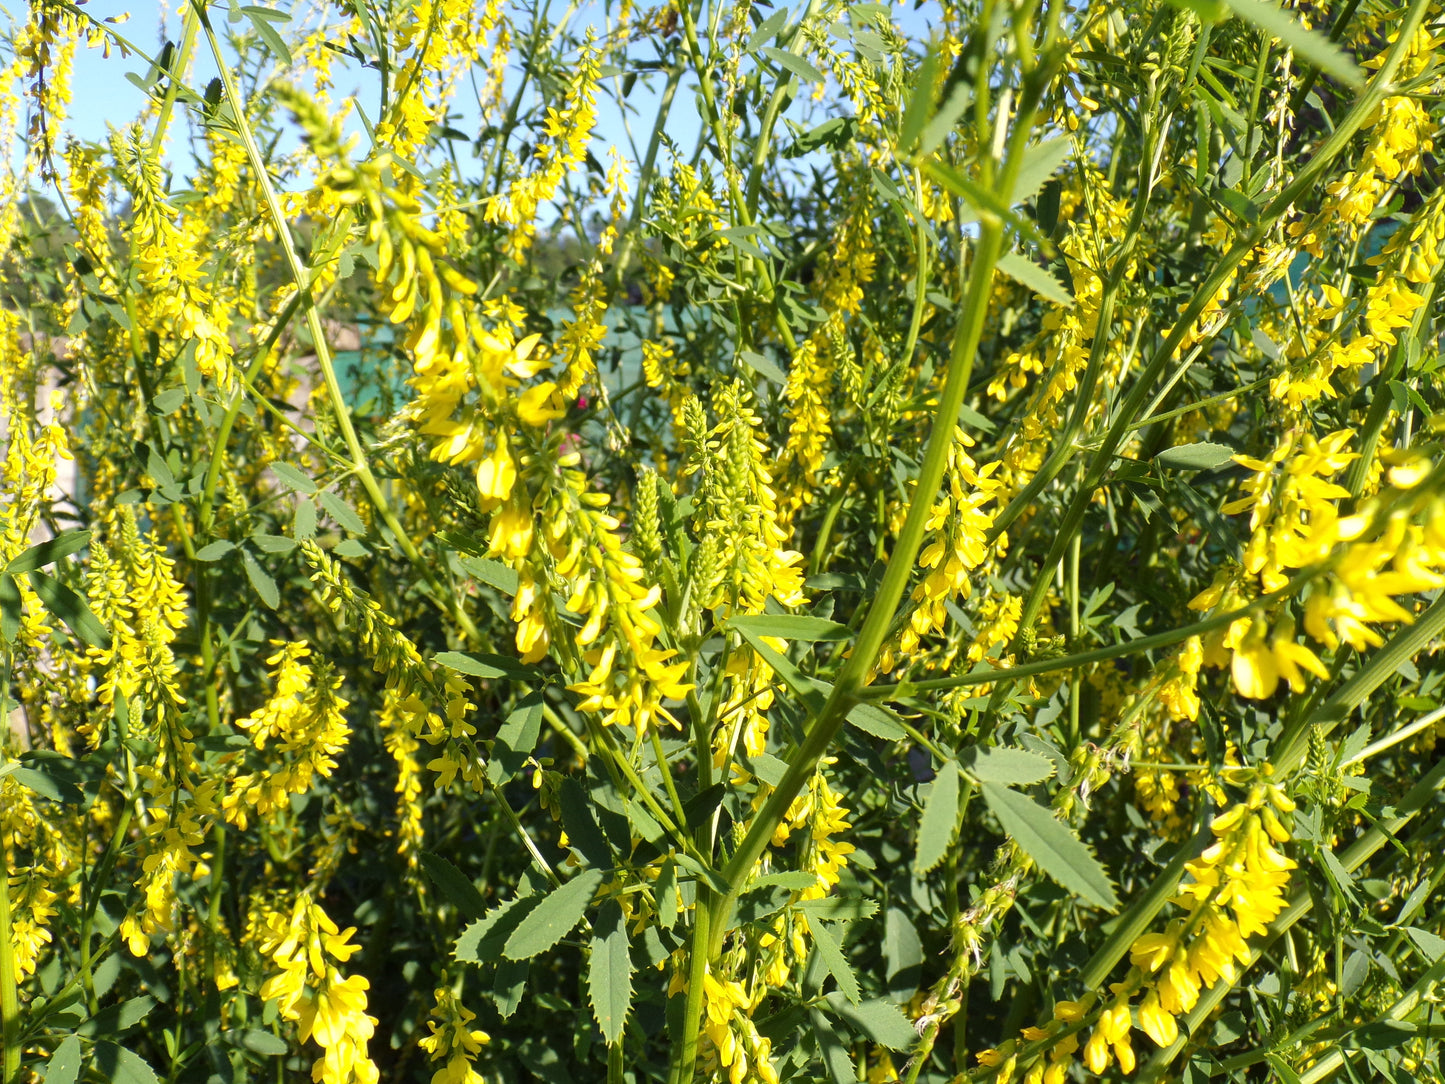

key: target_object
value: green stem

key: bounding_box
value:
[0,651,19,1084]
[193,1,481,645]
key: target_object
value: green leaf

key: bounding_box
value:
[1212,0,1362,86]
[493,958,529,1018]
[77,995,155,1037]
[459,555,519,596]
[1010,137,1073,205]
[795,896,878,921]
[43,1035,82,1084]
[738,349,788,385]
[6,529,90,574]
[251,532,296,555]
[733,626,828,713]
[759,45,824,83]
[1155,442,1236,471]
[230,1029,289,1056]
[996,251,1073,306]
[915,760,960,874]
[810,919,860,1003]
[420,852,487,922]
[269,462,317,495]
[847,702,905,741]
[239,4,294,66]
[91,1044,159,1084]
[812,1009,857,1084]
[488,691,544,785]
[898,50,939,151]
[822,994,918,1050]
[750,871,819,893]
[970,747,1055,786]
[28,570,110,648]
[1405,927,1445,963]
[588,899,634,1043]
[193,540,236,562]
[11,765,82,803]
[503,869,604,959]
[745,6,789,52]
[0,574,19,643]
[918,81,971,156]
[434,650,538,680]
[319,490,368,535]
[455,896,539,964]
[293,498,318,540]
[730,613,852,642]
[560,777,614,868]
[240,549,279,610]
[981,783,1119,910]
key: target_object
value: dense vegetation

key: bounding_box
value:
[2,0,1444,1082]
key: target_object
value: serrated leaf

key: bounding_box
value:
[1405,927,1445,963]
[738,349,787,385]
[293,498,317,540]
[810,918,860,1003]
[981,783,1118,910]
[420,852,487,921]
[43,1035,81,1084]
[503,869,604,959]
[812,1008,857,1084]
[319,490,368,535]
[6,529,90,574]
[560,777,614,868]
[240,549,279,610]
[970,747,1055,786]
[28,570,110,648]
[588,899,633,1043]
[194,540,236,562]
[488,691,544,785]
[77,995,155,1037]
[460,555,519,596]
[759,45,823,83]
[455,896,539,963]
[730,613,852,642]
[251,532,296,555]
[914,760,960,874]
[1011,137,1073,205]
[822,994,918,1050]
[92,1044,159,1084]
[268,462,317,494]
[847,702,906,740]
[795,896,878,921]
[996,251,1073,306]
[750,871,819,892]
[1155,442,1236,471]
[493,957,529,1018]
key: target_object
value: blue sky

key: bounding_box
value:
[45,0,706,191]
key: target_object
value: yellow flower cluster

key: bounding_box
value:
[222,642,353,831]
[700,968,780,1084]
[881,428,1002,672]
[418,986,491,1084]
[482,37,601,257]
[1194,430,1445,698]
[257,896,379,1084]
